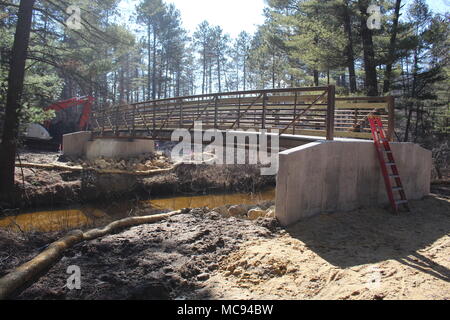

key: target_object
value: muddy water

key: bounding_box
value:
[148,189,275,211]
[0,189,275,233]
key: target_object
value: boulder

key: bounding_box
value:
[95,159,109,169]
[145,160,154,167]
[154,160,166,168]
[212,206,229,216]
[228,204,249,217]
[248,208,267,220]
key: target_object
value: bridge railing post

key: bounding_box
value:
[214,94,218,128]
[326,85,336,141]
[293,92,298,135]
[132,104,136,136]
[115,105,119,136]
[152,102,156,138]
[101,104,105,135]
[237,94,241,129]
[179,99,183,128]
[262,93,267,130]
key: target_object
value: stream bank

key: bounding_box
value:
[1,193,448,300]
[0,189,276,233]
[1,148,276,214]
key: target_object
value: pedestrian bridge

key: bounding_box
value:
[90,86,395,142]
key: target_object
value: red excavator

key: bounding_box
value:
[43,96,95,132]
[24,96,95,149]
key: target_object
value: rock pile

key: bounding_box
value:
[212,201,276,221]
[66,152,172,171]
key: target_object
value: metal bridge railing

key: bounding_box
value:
[90,86,394,141]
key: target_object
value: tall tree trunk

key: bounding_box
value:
[119,65,124,103]
[0,0,35,195]
[202,47,206,94]
[157,57,163,99]
[164,60,169,98]
[313,70,319,86]
[341,73,347,88]
[408,49,420,142]
[152,27,157,100]
[208,60,212,93]
[358,0,379,96]
[343,0,357,93]
[147,20,152,100]
[112,71,117,103]
[243,56,247,91]
[176,69,181,97]
[217,53,222,92]
[404,107,413,142]
[272,51,276,89]
[383,0,402,93]
[125,53,130,103]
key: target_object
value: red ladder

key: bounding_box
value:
[368,116,410,214]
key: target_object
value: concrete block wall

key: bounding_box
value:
[62,131,92,157]
[84,139,155,160]
[63,132,155,160]
[275,141,432,226]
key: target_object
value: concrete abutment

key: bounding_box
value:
[275,141,432,226]
[63,131,155,160]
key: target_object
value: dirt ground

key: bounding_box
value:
[1,193,448,300]
[0,208,280,300]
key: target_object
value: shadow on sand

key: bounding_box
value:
[286,196,450,282]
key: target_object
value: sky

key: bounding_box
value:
[166,0,266,38]
[119,0,449,38]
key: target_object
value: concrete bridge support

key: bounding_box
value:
[275,141,432,226]
[63,132,155,160]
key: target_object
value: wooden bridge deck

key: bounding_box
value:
[90,86,395,141]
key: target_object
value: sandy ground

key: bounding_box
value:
[1,194,448,300]
[205,195,450,300]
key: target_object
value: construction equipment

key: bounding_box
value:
[24,96,94,142]
[368,116,410,214]
[43,96,95,132]
[24,123,53,141]
[22,96,94,151]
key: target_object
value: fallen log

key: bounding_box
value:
[15,154,217,176]
[15,162,83,172]
[14,162,182,176]
[83,211,181,240]
[0,210,182,300]
[0,230,84,300]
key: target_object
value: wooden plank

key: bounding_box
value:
[335,102,388,110]
[335,131,373,139]
[335,96,388,102]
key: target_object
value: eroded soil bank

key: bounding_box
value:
[1,149,275,213]
[0,193,449,300]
